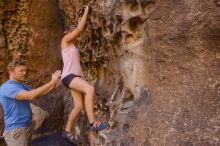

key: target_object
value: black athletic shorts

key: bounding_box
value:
[62,74,81,88]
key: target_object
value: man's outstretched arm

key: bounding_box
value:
[16,70,61,100]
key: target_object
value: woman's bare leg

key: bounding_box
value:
[65,89,84,132]
[69,77,95,124]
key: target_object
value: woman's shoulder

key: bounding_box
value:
[61,43,76,49]
[61,44,77,52]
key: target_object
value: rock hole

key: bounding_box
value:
[123,88,134,103]
[91,33,98,45]
[128,16,143,32]
[108,23,114,34]
[123,123,129,132]
[102,26,107,33]
[125,0,139,11]
[131,136,135,142]
[113,32,122,43]
[215,83,220,97]
[140,0,155,9]
[93,21,98,29]
[116,15,123,24]
[110,120,118,129]
[112,141,117,146]
[125,34,133,43]
[102,18,106,26]
[99,135,105,145]
[214,0,220,6]
[9,40,13,44]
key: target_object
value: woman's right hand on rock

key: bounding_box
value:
[83,5,89,12]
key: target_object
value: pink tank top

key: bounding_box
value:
[61,46,83,79]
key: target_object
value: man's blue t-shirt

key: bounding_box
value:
[0,80,32,131]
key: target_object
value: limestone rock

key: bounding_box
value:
[31,103,50,131]
[0,0,219,145]
[59,0,220,145]
[0,0,64,139]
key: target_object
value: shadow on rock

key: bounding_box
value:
[32,132,76,146]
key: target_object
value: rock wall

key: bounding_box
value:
[59,0,220,146]
[0,0,64,140]
[0,0,219,146]
[27,0,64,137]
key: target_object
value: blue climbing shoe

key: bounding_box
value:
[88,121,108,131]
[61,130,77,144]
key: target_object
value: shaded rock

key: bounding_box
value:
[59,0,220,145]
[0,0,219,145]
[0,0,64,139]
[32,132,75,146]
[31,103,49,132]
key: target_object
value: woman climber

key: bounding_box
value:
[60,5,107,144]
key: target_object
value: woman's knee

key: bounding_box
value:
[74,104,84,112]
[85,85,95,95]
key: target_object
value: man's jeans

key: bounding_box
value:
[3,125,32,146]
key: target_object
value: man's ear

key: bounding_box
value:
[64,30,68,35]
[8,68,13,75]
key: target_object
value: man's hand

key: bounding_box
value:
[51,70,61,83]
[55,80,62,88]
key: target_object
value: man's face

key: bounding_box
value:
[10,65,28,82]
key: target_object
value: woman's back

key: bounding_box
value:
[61,46,83,79]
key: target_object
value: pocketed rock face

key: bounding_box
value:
[59,0,220,146]
[0,0,64,139]
[0,0,9,85]
[0,0,219,145]
[0,0,7,140]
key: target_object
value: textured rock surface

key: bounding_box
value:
[59,0,220,146]
[0,0,219,146]
[31,103,49,131]
[32,132,75,146]
[0,0,64,140]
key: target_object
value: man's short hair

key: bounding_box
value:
[7,59,27,72]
